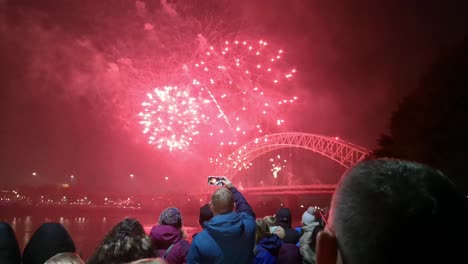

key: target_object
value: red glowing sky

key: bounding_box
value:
[1,0,467,192]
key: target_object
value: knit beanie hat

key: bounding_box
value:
[159,207,182,229]
[302,206,316,225]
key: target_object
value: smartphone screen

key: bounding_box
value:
[208,176,224,186]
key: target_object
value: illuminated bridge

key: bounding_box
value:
[199,133,371,197]
[214,132,370,182]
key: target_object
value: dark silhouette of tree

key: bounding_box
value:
[374,37,468,192]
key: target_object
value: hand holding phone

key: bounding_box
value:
[220,177,233,188]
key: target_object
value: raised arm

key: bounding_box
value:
[221,177,255,218]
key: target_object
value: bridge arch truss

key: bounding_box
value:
[215,132,371,179]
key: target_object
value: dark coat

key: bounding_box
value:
[277,243,302,264]
[254,235,283,264]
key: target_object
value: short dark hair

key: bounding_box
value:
[199,203,214,227]
[210,188,234,215]
[331,159,468,264]
[87,218,155,264]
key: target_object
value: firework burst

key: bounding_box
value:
[188,38,298,146]
[270,154,287,178]
[138,86,208,151]
[139,37,298,153]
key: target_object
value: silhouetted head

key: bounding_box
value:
[317,159,468,264]
[199,203,214,227]
[87,218,155,264]
[22,223,76,264]
[0,222,21,264]
[210,188,234,215]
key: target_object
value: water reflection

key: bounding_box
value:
[23,216,32,247]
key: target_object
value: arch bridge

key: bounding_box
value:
[215,132,371,182]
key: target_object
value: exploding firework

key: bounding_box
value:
[139,37,298,152]
[270,154,287,178]
[188,38,298,148]
[138,86,208,151]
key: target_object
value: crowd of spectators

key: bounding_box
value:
[1,158,467,263]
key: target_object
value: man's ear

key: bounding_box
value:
[316,229,338,264]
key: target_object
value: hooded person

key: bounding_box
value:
[0,222,21,264]
[299,207,323,264]
[150,207,190,264]
[274,208,301,264]
[22,223,77,264]
[275,208,300,244]
[187,177,256,264]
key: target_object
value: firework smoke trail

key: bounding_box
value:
[193,79,232,129]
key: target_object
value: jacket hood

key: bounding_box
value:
[204,212,245,241]
[275,208,292,228]
[257,235,283,255]
[149,224,182,249]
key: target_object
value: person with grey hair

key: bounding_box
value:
[187,177,256,264]
[44,252,84,264]
[316,159,468,264]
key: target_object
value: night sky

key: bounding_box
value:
[1,0,467,193]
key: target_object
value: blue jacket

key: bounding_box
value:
[254,235,283,264]
[187,187,256,264]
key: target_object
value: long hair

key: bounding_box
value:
[255,219,271,245]
[87,218,156,264]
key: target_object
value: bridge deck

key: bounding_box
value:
[193,184,337,196]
